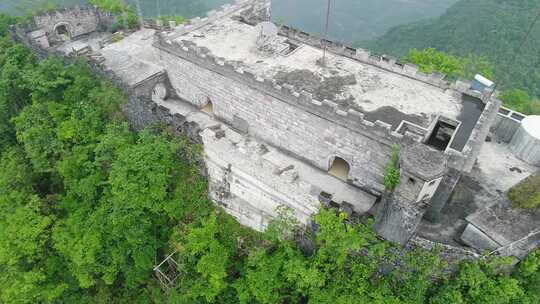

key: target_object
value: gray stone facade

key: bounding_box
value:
[31,7,114,46]
[155,45,397,194]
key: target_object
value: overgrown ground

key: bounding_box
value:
[509,175,540,209]
[0,12,539,304]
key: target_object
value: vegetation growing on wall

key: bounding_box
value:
[0,12,539,304]
[384,145,401,191]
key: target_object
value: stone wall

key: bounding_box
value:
[490,107,526,143]
[120,74,204,142]
[155,44,404,194]
[202,127,320,231]
[445,95,501,173]
[33,7,114,43]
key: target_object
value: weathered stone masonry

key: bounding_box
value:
[155,41,397,195]
[32,6,114,44]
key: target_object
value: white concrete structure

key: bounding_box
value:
[511,115,540,166]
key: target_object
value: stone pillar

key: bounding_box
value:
[423,168,461,222]
[374,193,425,245]
[374,144,447,245]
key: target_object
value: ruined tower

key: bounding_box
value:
[374,144,447,245]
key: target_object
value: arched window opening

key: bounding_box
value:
[202,99,214,115]
[329,157,350,181]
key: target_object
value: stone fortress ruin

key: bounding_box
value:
[19,0,540,261]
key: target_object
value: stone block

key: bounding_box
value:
[460,223,500,251]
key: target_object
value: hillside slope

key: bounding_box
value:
[272,0,457,42]
[368,0,540,97]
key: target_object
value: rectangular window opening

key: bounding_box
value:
[426,120,457,151]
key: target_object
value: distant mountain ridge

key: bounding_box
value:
[368,0,540,97]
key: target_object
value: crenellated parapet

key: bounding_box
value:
[154,0,487,102]
[32,5,107,19]
[154,33,423,147]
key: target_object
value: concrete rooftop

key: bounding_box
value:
[100,29,163,86]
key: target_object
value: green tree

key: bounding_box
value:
[14,102,68,172]
[0,13,14,37]
[430,258,524,304]
[514,249,540,303]
[235,244,305,304]
[171,213,237,303]
[405,48,464,79]
[0,148,70,303]
[234,208,305,304]
[0,38,35,150]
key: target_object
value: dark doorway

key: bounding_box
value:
[55,24,71,40]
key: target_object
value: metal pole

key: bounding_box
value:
[322,0,332,66]
[134,0,144,29]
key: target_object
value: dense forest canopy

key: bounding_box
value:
[0,11,539,303]
[368,0,540,108]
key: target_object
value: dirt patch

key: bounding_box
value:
[363,106,428,129]
[274,69,358,108]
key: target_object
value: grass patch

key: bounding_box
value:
[508,175,540,209]
[155,15,186,25]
